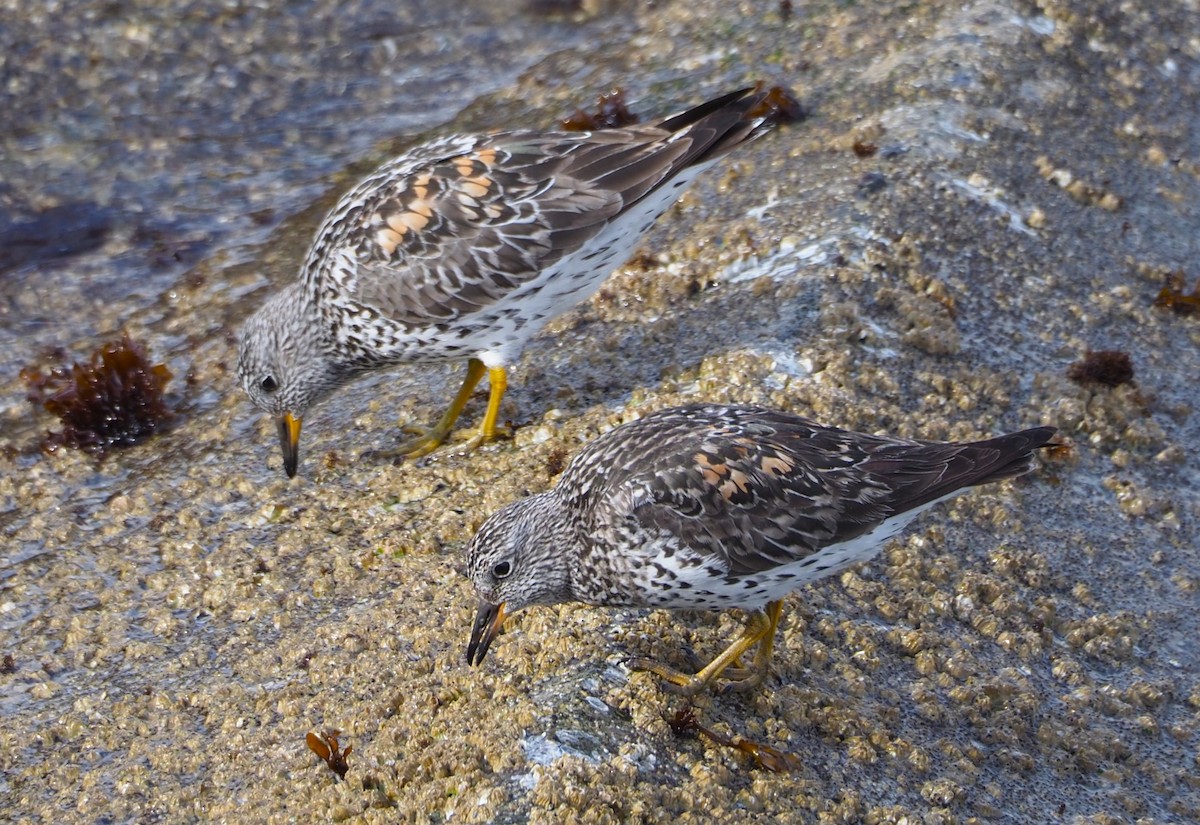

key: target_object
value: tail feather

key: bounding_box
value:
[865,426,1057,515]
[657,83,803,170]
[566,84,804,225]
[965,426,1059,484]
[656,87,760,133]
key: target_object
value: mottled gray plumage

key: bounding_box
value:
[466,403,1056,694]
[237,88,787,477]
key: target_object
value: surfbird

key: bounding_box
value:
[466,403,1056,695]
[237,87,790,477]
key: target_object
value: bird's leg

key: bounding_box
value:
[630,602,783,696]
[718,600,784,692]
[461,363,507,451]
[389,358,488,459]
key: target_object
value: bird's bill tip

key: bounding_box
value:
[276,412,302,478]
[466,600,506,667]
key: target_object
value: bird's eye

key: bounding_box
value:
[260,375,278,393]
[492,560,512,579]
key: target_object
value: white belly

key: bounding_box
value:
[631,495,961,612]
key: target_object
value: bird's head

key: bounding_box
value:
[237,286,341,477]
[465,493,574,666]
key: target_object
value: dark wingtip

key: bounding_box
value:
[1029,425,1060,447]
[656,82,806,134]
[654,87,757,132]
[1000,425,1060,458]
[971,425,1061,485]
[654,82,806,171]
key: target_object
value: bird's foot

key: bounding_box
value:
[456,422,512,454]
[713,663,770,694]
[628,657,769,695]
[375,419,511,463]
[627,656,714,696]
[627,604,781,695]
[369,422,454,462]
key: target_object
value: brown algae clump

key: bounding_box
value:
[21,334,174,454]
[561,88,640,131]
[1152,271,1200,317]
[745,80,806,125]
[668,705,802,773]
[306,729,352,780]
[1066,350,1134,388]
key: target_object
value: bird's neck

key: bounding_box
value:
[523,492,584,606]
[275,283,350,368]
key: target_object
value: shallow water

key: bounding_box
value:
[2,0,1199,821]
[0,0,636,378]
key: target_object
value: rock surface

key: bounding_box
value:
[1,0,1198,822]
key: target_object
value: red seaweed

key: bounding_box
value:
[562,88,640,131]
[745,80,805,125]
[306,729,352,779]
[21,334,174,455]
[668,705,802,773]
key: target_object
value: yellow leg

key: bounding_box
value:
[462,365,507,449]
[630,600,785,696]
[391,358,489,459]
